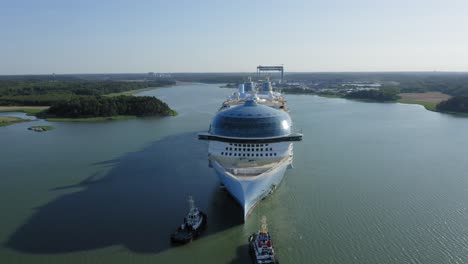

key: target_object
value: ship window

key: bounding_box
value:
[266,144,269,146]
[243,148,245,151]
[243,154,245,157]
[221,152,224,155]
[256,154,259,157]
[256,148,259,151]
[260,154,263,157]
[270,148,273,151]
[234,148,237,151]
[247,148,249,151]
[229,153,232,156]
[225,147,228,150]
[261,148,263,151]
[229,147,232,151]
[229,143,232,145]
[234,153,237,156]
[274,153,277,156]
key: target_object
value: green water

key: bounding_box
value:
[1,83,468,263]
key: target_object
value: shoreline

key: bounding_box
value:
[0,116,30,127]
[0,85,177,123]
[0,106,49,115]
[46,115,137,122]
[314,92,468,117]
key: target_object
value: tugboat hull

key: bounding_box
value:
[170,212,207,244]
[248,233,279,264]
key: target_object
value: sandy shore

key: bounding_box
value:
[0,106,49,111]
[398,92,451,103]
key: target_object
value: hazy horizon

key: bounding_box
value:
[2,0,468,75]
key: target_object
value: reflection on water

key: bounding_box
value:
[2,83,468,263]
[7,132,242,254]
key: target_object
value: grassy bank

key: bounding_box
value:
[0,106,49,115]
[46,115,137,122]
[105,86,164,96]
[0,116,27,126]
[397,92,450,111]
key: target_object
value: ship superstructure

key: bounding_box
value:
[199,78,302,220]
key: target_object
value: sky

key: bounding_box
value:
[1,0,468,74]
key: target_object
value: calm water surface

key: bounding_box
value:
[1,83,468,263]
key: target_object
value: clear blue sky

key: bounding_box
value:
[1,0,468,74]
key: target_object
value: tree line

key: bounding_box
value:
[436,96,468,113]
[344,86,400,102]
[0,79,175,106]
[47,96,175,118]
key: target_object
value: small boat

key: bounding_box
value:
[248,216,279,264]
[170,196,207,244]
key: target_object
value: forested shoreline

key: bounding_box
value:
[0,79,175,106]
[0,79,176,118]
[436,96,468,114]
[47,96,176,118]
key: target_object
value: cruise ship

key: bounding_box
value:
[199,79,302,220]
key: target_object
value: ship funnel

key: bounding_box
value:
[244,78,255,92]
[262,81,272,92]
[238,83,245,94]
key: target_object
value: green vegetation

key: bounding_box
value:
[436,96,468,114]
[47,96,174,118]
[0,79,175,106]
[0,116,27,127]
[345,87,400,102]
[0,106,49,115]
[284,72,468,96]
[105,86,166,96]
[282,87,316,94]
[0,79,176,120]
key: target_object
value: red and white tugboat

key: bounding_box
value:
[170,196,207,244]
[248,216,279,264]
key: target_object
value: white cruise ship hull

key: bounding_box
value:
[212,158,291,221]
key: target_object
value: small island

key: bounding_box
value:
[28,125,54,132]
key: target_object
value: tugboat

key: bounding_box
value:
[170,196,207,244]
[248,216,279,264]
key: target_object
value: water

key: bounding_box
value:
[1,83,468,263]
